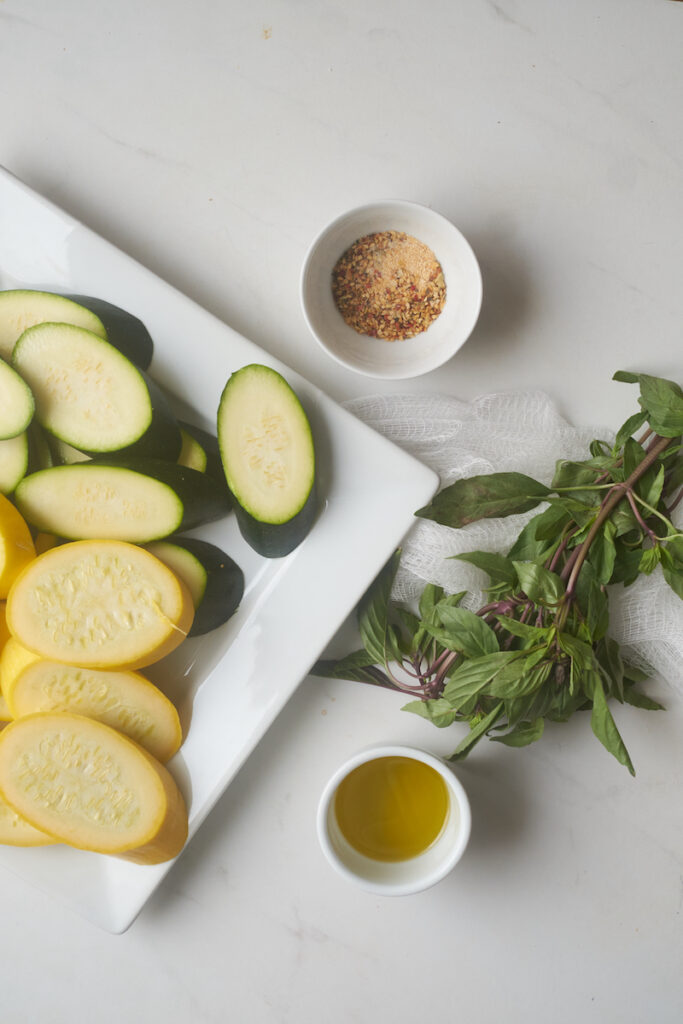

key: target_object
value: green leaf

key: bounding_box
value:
[491,718,545,747]
[312,649,382,684]
[610,541,644,586]
[587,520,617,584]
[585,670,635,775]
[512,561,565,605]
[415,473,550,527]
[418,583,444,621]
[638,545,661,575]
[436,606,500,658]
[402,698,458,728]
[613,370,683,438]
[661,562,683,599]
[495,616,549,643]
[595,635,625,702]
[486,648,549,698]
[447,702,505,761]
[452,550,517,589]
[442,651,519,710]
[573,562,609,641]
[357,550,402,664]
[622,688,664,711]
[551,460,604,504]
[623,437,647,478]
[614,410,648,451]
[505,504,568,562]
[637,463,665,509]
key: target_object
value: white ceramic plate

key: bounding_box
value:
[0,167,439,933]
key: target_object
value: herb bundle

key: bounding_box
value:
[315,371,683,773]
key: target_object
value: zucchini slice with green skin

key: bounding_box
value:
[0,289,106,360]
[0,359,34,440]
[179,420,226,485]
[14,459,231,542]
[217,364,316,557]
[64,294,154,369]
[178,427,207,473]
[145,537,244,637]
[12,323,181,460]
[0,433,29,495]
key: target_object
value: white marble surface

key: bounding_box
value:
[1,0,682,1021]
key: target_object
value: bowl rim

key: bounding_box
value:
[299,199,482,380]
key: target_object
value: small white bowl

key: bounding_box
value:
[316,744,471,896]
[300,200,482,380]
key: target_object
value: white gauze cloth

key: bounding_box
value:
[344,391,683,695]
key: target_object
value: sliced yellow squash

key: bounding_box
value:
[0,600,9,650]
[0,636,41,703]
[0,493,35,598]
[0,712,188,863]
[0,788,56,846]
[6,539,194,670]
[0,696,10,722]
[7,661,182,762]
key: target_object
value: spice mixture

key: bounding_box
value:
[331,230,446,341]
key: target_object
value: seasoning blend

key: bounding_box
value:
[331,230,446,341]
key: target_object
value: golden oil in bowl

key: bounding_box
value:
[333,754,450,862]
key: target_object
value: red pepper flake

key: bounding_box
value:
[331,230,446,342]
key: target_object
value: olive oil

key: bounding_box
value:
[333,755,450,862]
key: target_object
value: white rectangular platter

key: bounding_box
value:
[0,167,439,933]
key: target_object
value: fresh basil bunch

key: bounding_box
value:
[315,371,683,773]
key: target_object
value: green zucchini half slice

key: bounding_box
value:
[217,364,316,557]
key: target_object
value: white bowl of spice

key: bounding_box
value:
[300,200,482,379]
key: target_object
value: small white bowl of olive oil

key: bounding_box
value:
[316,745,471,895]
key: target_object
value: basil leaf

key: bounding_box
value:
[436,606,500,658]
[495,616,549,643]
[512,561,565,605]
[610,541,643,586]
[419,583,444,621]
[507,504,570,561]
[486,648,549,697]
[416,472,550,527]
[491,717,544,747]
[636,463,665,508]
[447,702,505,761]
[452,550,517,589]
[358,550,402,664]
[402,698,458,728]
[443,651,519,710]
[573,562,609,641]
[587,520,617,584]
[614,370,683,437]
[623,437,646,478]
[638,546,661,575]
[622,688,664,711]
[584,670,635,775]
[312,649,382,684]
[551,460,603,504]
[614,410,648,450]
[595,635,625,701]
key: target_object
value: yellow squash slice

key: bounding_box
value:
[0,712,188,863]
[0,788,56,846]
[0,493,36,599]
[6,540,194,670]
[0,636,41,704]
[7,661,182,762]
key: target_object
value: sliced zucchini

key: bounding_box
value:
[14,459,230,542]
[6,540,194,670]
[49,437,91,465]
[12,322,181,460]
[0,289,106,360]
[0,432,29,495]
[217,364,316,557]
[7,661,182,763]
[179,420,225,484]
[178,427,207,473]
[145,537,244,636]
[0,712,188,863]
[64,294,154,369]
[0,359,34,440]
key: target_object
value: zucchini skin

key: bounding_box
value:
[168,537,244,636]
[88,371,182,462]
[64,294,154,369]
[233,486,317,558]
[90,457,232,531]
